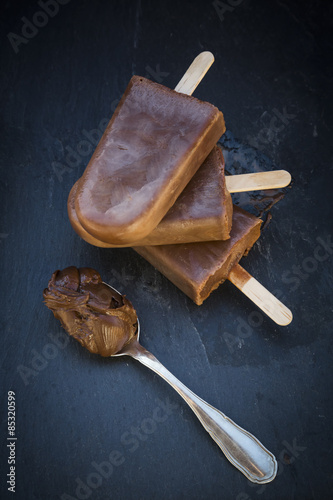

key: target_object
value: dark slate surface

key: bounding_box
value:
[1,1,333,499]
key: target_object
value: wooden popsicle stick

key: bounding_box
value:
[174,51,215,95]
[226,170,291,193]
[174,58,292,323]
[228,264,293,326]
[167,60,292,322]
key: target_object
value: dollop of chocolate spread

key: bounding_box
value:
[43,266,138,356]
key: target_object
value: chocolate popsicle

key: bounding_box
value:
[75,76,225,245]
[134,206,262,305]
[68,146,233,247]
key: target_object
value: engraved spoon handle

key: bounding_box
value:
[127,342,277,484]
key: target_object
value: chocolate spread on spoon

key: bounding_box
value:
[43,266,137,356]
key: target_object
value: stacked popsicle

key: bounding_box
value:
[68,52,292,325]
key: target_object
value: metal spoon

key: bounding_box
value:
[106,283,278,484]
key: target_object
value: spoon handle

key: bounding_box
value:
[128,342,277,484]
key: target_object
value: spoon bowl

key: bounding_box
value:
[111,317,141,357]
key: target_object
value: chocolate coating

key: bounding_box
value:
[68,146,232,247]
[75,76,225,245]
[134,207,262,305]
[43,267,137,356]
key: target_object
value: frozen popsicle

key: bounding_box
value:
[68,140,291,247]
[75,68,225,245]
[68,145,233,247]
[134,207,292,325]
[134,206,260,304]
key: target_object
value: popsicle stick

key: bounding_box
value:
[228,264,293,326]
[174,58,292,323]
[226,170,291,193]
[174,51,215,95]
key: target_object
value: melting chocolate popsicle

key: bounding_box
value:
[43,267,137,356]
[74,76,225,245]
[68,146,232,247]
[134,206,262,305]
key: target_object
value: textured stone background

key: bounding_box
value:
[1,1,332,499]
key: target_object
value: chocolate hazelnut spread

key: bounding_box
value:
[43,267,137,356]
